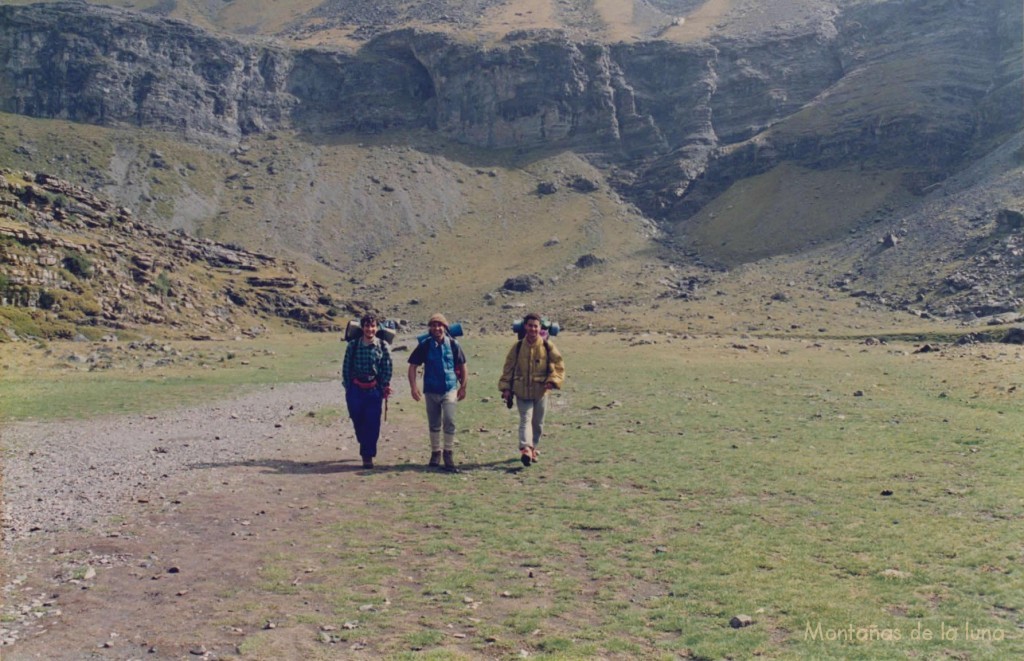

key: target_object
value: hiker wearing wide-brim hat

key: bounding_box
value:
[342,313,394,469]
[498,312,565,467]
[407,313,468,472]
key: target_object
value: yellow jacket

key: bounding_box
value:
[498,338,565,400]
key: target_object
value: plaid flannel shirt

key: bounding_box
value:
[343,337,392,389]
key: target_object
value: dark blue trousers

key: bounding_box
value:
[346,386,383,458]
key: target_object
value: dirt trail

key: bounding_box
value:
[1,380,442,660]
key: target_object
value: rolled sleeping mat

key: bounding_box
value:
[344,319,362,341]
[416,321,463,343]
[344,320,397,344]
[512,318,560,339]
[376,325,396,344]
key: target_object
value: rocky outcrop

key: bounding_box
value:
[0,169,350,338]
[0,1,1020,227]
[390,29,665,154]
[0,4,297,138]
[634,0,1023,221]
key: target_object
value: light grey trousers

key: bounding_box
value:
[425,390,458,451]
[516,396,547,450]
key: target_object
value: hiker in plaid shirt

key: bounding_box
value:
[342,313,393,468]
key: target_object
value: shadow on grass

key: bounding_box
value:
[188,457,525,475]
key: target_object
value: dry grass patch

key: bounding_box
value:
[679,162,911,267]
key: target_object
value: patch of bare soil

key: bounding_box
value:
[0,381,458,660]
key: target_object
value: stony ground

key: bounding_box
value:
[0,380,437,659]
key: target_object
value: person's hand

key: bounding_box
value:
[383,385,394,399]
[457,384,467,401]
[410,387,422,402]
[544,382,555,391]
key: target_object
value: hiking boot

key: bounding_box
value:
[442,450,460,473]
[362,457,374,469]
[520,447,532,467]
[428,451,442,467]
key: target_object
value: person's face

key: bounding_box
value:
[361,320,377,340]
[524,319,542,343]
[429,321,446,340]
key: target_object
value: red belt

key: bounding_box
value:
[352,378,378,390]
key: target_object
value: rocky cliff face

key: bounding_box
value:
[395,30,666,154]
[0,0,1020,231]
[628,0,1023,220]
[0,4,298,138]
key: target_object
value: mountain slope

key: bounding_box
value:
[6,0,824,47]
[0,0,1021,337]
[2,1,1016,231]
[0,167,360,340]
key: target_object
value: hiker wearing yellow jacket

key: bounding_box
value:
[498,312,565,466]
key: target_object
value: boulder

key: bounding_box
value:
[502,274,543,292]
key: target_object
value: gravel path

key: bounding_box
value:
[1,380,346,549]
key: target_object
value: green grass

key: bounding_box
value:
[199,332,1023,659]
[0,333,342,420]
[5,332,1024,658]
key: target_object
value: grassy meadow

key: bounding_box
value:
[0,331,343,420]
[361,333,1024,659]
[3,329,1023,659]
